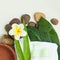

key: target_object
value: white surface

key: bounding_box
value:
[30,42,58,60]
[0,0,60,40]
[0,0,59,60]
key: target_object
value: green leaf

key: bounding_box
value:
[27,26,41,41]
[14,40,24,60]
[58,43,60,60]
[23,35,31,60]
[38,17,59,45]
[27,17,59,45]
[23,21,31,60]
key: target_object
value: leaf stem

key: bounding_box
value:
[23,21,31,60]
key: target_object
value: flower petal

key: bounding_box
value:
[19,24,24,30]
[12,23,18,28]
[20,30,27,36]
[9,29,14,35]
[15,36,20,40]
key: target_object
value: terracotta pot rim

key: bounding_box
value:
[0,43,17,60]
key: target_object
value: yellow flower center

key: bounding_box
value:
[13,26,22,36]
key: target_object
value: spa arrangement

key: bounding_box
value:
[0,12,60,60]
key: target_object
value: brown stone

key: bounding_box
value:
[34,12,46,22]
[5,24,11,33]
[21,14,30,24]
[50,18,58,25]
[9,18,20,25]
[28,22,36,27]
[2,35,14,46]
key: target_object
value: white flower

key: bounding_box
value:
[9,23,27,40]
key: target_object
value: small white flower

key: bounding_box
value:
[9,23,27,40]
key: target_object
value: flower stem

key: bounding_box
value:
[14,40,24,60]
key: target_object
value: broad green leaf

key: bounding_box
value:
[38,17,59,45]
[27,17,59,45]
[27,26,41,41]
[58,44,60,60]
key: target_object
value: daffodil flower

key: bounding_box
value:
[9,23,27,40]
[9,23,27,60]
[9,23,30,60]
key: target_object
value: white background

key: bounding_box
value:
[0,0,60,40]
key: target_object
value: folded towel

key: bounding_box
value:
[30,41,58,60]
